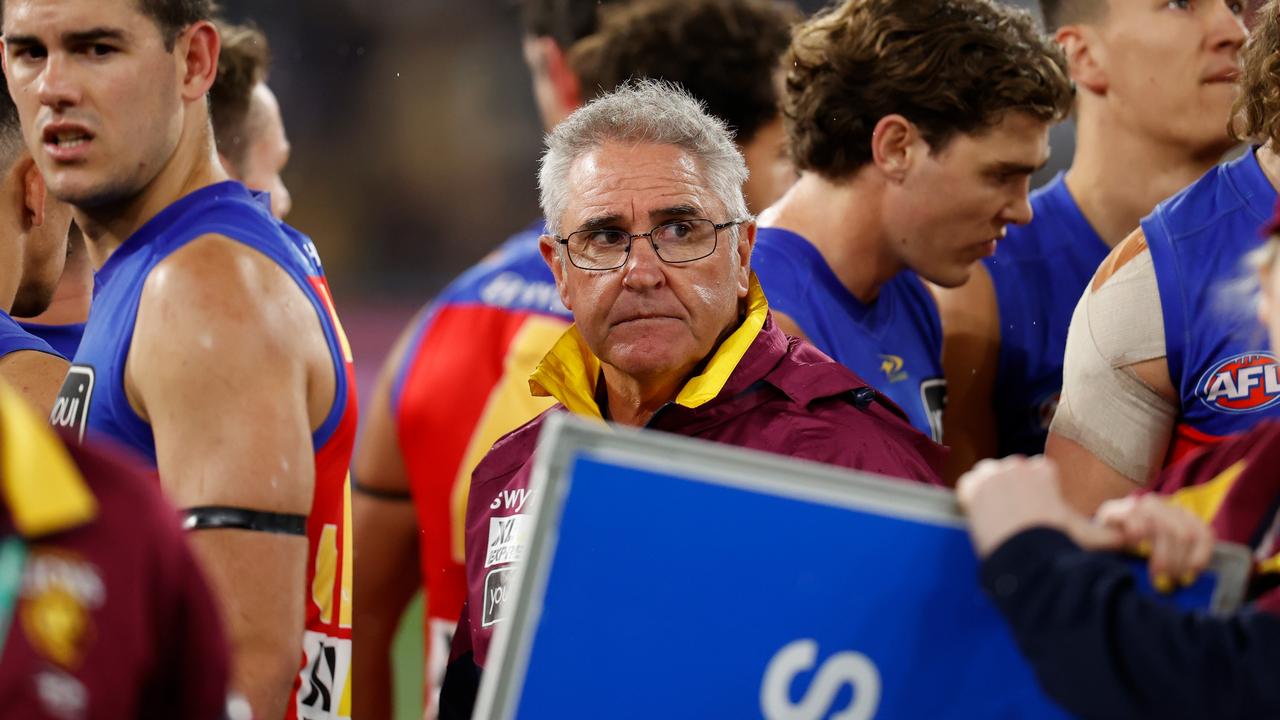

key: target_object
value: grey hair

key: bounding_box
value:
[538,79,751,237]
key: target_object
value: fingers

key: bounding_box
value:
[1095,494,1216,592]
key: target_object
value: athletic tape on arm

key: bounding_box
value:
[182,506,308,536]
[1050,251,1175,484]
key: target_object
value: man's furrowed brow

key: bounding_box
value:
[65,27,129,45]
[649,204,702,221]
[576,213,625,232]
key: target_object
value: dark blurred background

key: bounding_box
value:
[213,0,1060,363]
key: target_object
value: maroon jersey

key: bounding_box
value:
[0,386,229,720]
[1153,419,1280,614]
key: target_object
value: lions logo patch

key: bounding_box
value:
[1197,352,1280,414]
[20,550,104,669]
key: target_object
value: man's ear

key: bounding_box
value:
[535,36,586,121]
[735,222,756,298]
[540,234,574,311]
[20,156,45,228]
[1056,25,1106,96]
[176,20,221,101]
[869,115,918,183]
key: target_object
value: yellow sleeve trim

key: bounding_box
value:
[0,382,96,537]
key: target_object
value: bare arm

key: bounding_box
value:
[931,265,1000,485]
[1047,234,1177,515]
[0,349,68,418]
[129,236,332,720]
[352,322,421,720]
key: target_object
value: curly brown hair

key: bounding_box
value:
[568,0,799,146]
[784,0,1073,180]
[1232,0,1280,147]
[210,21,270,170]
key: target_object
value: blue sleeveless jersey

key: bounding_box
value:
[51,181,354,463]
[752,227,946,440]
[0,310,60,360]
[17,321,84,360]
[984,174,1109,456]
[1146,149,1280,465]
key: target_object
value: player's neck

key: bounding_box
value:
[601,364,693,428]
[1067,106,1229,248]
[16,252,91,325]
[757,172,900,304]
[76,129,230,271]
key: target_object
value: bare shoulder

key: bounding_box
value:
[1091,228,1149,293]
[771,309,809,341]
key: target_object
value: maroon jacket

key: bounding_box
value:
[438,314,945,715]
[0,430,229,720]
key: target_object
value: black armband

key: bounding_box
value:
[351,475,413,502]
[182,506,308,536]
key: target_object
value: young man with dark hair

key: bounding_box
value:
[936,0,1247,482]
[1046,0,1268,514]
[0,54,73,416]
[15,17,295,363]
[754,0,1074,442]
[2,1,356,718]
[351,1,799,716]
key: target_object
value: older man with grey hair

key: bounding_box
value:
[437,80,944,717]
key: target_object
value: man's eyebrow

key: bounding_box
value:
[649,204,702,221]
[64,28,128,44]
[988,159,1047,176]
[575,213,625,233]
[3,27,129,47]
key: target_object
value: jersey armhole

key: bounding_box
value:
[1143,218,1188,391]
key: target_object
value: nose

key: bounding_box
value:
[1206,0,1247,53]
[1003,191,1034,227]
[621,235,666,290]
[36,53,82,111]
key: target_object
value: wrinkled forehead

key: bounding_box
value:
[563,142,723,229]
[3,0,152,39]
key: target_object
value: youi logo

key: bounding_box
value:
[1198,352,1280,414]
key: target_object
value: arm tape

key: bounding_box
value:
[352,476,413,502]
[182,506,308,536]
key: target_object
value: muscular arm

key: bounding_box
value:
[931,265,1000,485]
[129,236,331,720]
[1047,233,1177,514]
[352,321,421,720]
[0,349,68,417]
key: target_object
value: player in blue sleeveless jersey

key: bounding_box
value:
[753,0,1073,442]
[14,20,292,366]
[1049,2,1279,514]
[4,2,355,717]
[0,68,74,417]
[934,0,1248,480]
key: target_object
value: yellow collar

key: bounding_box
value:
[529,273,770,419]
[0,383,96,537]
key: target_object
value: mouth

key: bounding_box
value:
[41,123,95,160]
[1203,68,1241,85]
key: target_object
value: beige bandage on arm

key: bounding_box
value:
[1049,250,1176,484]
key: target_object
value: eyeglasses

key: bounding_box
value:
[553,218,748,271]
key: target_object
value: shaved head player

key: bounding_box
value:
[2,0,356,718]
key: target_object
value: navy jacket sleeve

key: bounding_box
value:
[981,527,1280,720]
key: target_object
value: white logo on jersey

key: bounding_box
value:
[760,640,881,720]
[50,365,95,443]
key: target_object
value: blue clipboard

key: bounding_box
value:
[475,414,1251,719]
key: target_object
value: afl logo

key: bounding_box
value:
[1198,352,1280,414]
